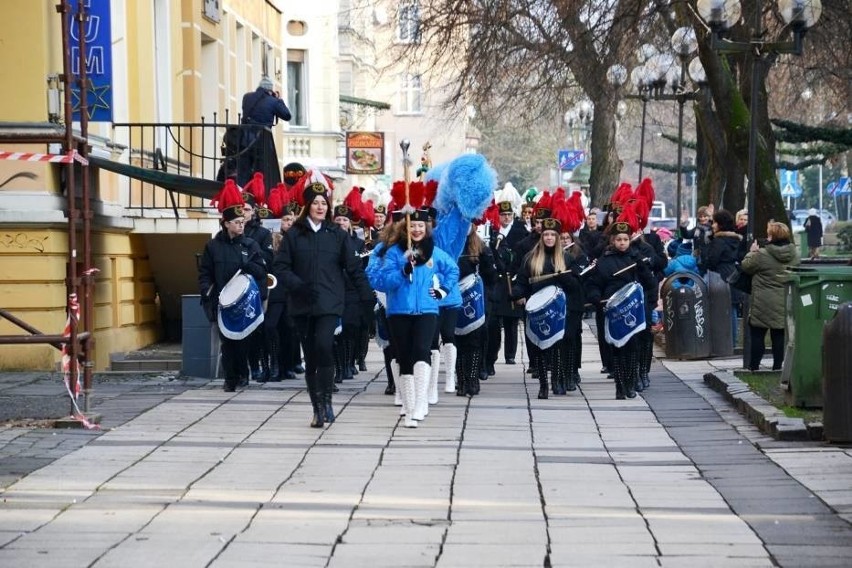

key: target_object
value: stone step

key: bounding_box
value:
[110,358,182,372]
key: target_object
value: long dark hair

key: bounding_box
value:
[294,194,331,231]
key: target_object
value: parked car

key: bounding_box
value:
[790,209,836,233]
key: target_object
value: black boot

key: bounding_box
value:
[470,350,481,395]
[306,375,324,428]
[333,338,345,384]
[383,350,396,395]
[615,379,625,400]
[317,366,336,424]
[344,339,355,380]
[538,379,549,399]
[266,332,281,382]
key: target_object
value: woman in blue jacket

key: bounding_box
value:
[372,210,459,428]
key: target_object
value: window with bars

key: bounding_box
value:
[397,0,421,43]
[398,73,422,114]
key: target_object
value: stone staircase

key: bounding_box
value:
[110,342,182,372]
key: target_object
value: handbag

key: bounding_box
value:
[726,264,752,295]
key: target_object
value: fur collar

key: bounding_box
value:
[714,231,742,240]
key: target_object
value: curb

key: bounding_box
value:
[703,371,824,442]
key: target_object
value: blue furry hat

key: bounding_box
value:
[431,154,497,260]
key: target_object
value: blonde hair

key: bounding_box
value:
[767,221,791,241]
[527,237,567,278]
[272,232,283,254]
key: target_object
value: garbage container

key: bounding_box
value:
[783,265,852,407]
[823,302,852,443]
[661,272,711,359]
[182,294,220,378]
[705,270,733,357]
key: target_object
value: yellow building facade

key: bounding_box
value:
[0,0,290,371]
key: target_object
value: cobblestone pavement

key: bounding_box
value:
[0,326,849,567]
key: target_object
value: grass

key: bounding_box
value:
[735,371,823,425]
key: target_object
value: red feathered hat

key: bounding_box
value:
[630,198,651,230]
[478,199,501,228]
[293,170,334,207]
[338,187,364,224]
[390,179,427,214]
[211,179,245,222]
[361,199,376,228]
[609,203,640,236]
[242,172,266,208]
[267,183,288,218]
[635,177,655,210]
[533,191,553,220]
[563,190,585,234]
[610,182,634,213]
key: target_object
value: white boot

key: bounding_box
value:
[392,360,403,409]
[428,349,441,405]
[443,343,457,393]
[399,374,417,428]
[412,361,431,420]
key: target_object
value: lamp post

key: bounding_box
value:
[697,0,823,243]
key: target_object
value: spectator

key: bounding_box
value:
[703,210,744,347]
[803,208,823,259]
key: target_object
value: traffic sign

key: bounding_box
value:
[835,176,851,196]
[558,149,585,170]
[778,169,801,198]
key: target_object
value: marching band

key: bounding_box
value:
[200,151,669,426]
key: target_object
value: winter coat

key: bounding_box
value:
[458,242,498,287]
[198,230,267,314]
[377,238,459,316]
[513,247,585,314]
[680,221,713,270]
[578,227,606,261]
[342,233,369,328]
[585,247,657,308]
[272,218,373,318]
[241,87,291,126]
[664,254,700,277]
[804,215,823,249]
[741,240,799,329]
[703,231,745,303]
[244,219,274,268]
[489,220,529,317]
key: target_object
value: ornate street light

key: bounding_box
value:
[696,0,823,242]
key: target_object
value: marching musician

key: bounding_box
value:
[240,192,274,383]
[486,200,528,376]
[512,216,583,399]
[331,203,367,384]
[198,181,268,392]
[371,209,459,428]
[455,224,497,396]
[264,203,299,382]
[585,212,657,400]
[557,227,589,392]
[272,172,373,428]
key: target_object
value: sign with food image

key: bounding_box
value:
[346,131,385,175]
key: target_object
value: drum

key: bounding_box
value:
[218,271,265,340]
[604,282,646,347]
[524,285,566,350]
[455,274,486,335]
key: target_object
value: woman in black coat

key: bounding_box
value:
[703,209,745,349]
[513,218,584,399]
[272,176,373,427]
[198,194,267,392]
[585,221,657,400]
[454,226,497,397]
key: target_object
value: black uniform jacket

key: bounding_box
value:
[489,220,531,317]
[244,219,274,268]
[513,248,585,314]
[272,218,373,318]
[198,230,267,306]
[585,247,657,307]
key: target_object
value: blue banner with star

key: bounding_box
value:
[69,0,113,122]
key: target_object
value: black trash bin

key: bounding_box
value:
[662,272,711,359]
[706,270,733,357]
[822,302,852,443]
[182,294,220,378]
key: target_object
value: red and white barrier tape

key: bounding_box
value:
[0,150,89,166]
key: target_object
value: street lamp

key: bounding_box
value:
[697,0,823,242]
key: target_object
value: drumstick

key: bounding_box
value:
[612,263,637,276]
[529,264,594,284]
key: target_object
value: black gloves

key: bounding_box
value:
[429,287,448,300]
[403,262,414,276]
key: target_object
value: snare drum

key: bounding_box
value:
[455,274,485,335]
[603,282,646,347]
[524,285,566,350]
[217,272,265,340]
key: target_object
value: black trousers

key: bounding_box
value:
[388,314,438,375]
[220,333,248,387]
[268,302,301,371]
[487,316,519,364]
[595,304,613,370]
[293,315,337,377]
[748,325,785,370]
[432,307,459,349]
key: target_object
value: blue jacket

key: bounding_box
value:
[378,239,459,316]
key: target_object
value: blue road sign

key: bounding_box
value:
[558,149,585,170]
[778,169,801,198]
[835,176,851,196]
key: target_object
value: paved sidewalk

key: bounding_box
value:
[0,326,850,567]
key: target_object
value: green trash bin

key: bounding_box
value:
[783,266,852,408]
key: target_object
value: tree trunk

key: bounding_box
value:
[587,96,621,207]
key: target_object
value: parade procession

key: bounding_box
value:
[5,2,852,566]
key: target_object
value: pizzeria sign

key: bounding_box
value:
[346,132,385,175]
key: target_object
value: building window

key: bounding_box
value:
[397,0,420,43]
[287,50,306,126]
[398,73,422,114]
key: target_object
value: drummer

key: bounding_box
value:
[454,223,497,396]
[584,211,657,400]
[331,201,367,384]
[512,216,582,399]
[198,180,268,392]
